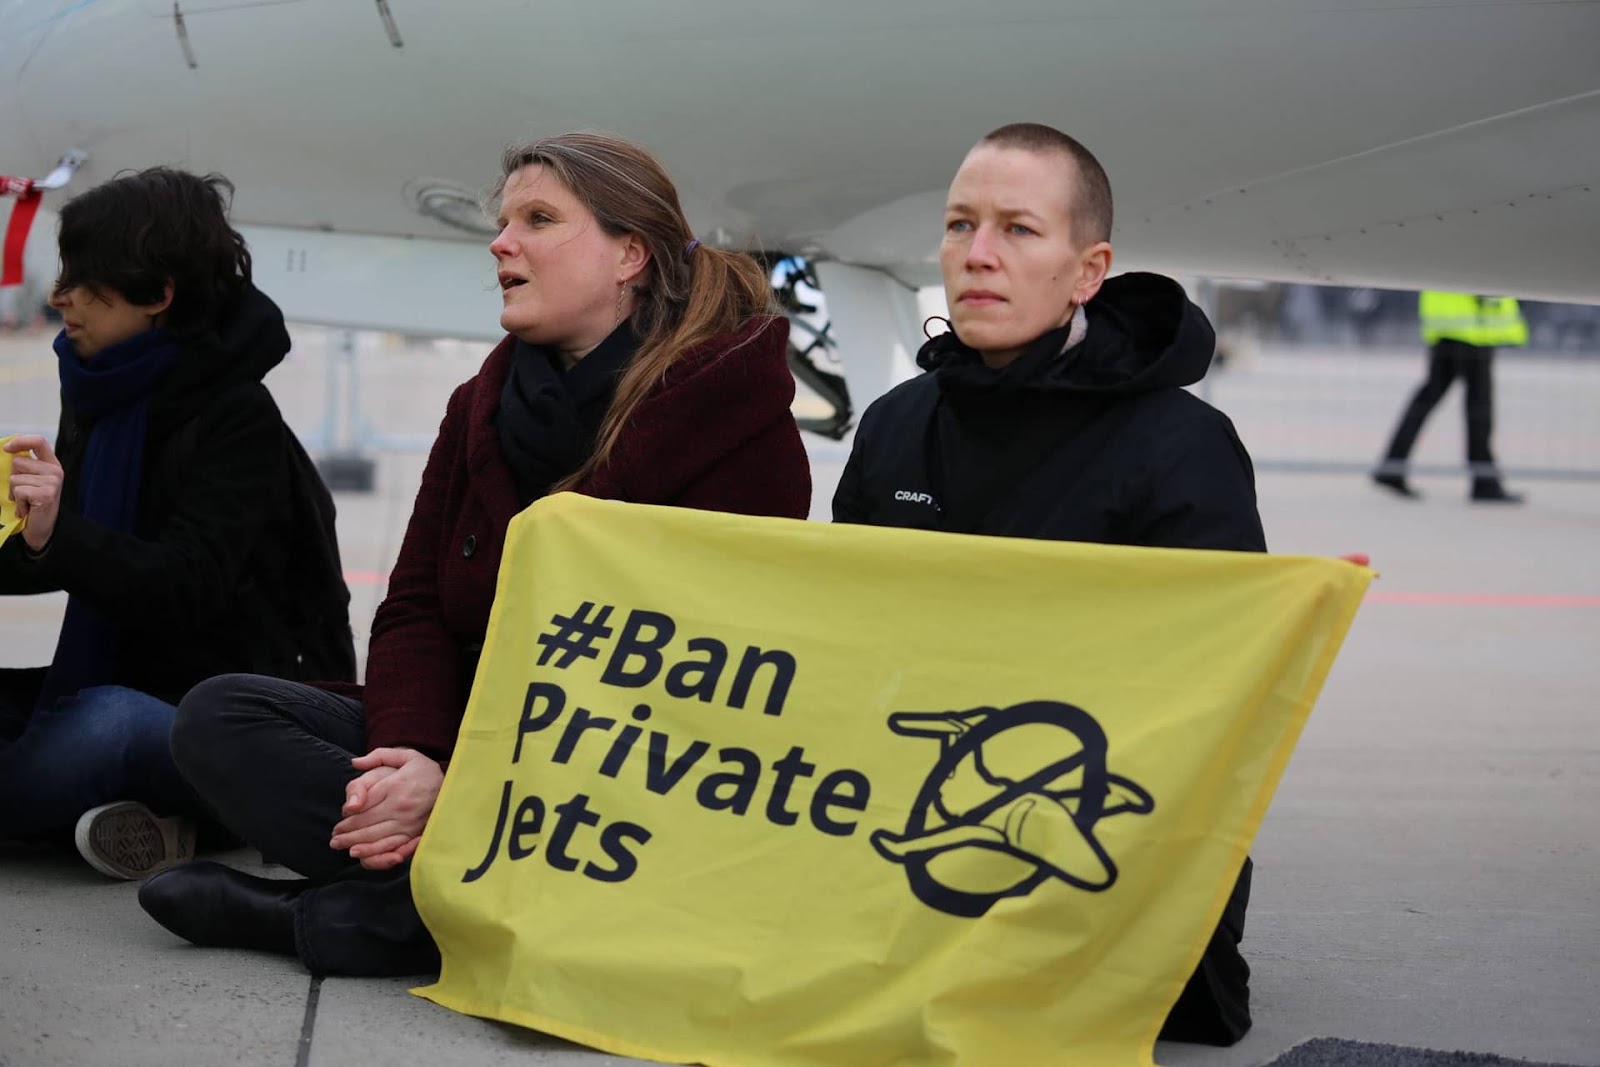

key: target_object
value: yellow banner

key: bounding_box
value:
[412,494,1370,1067]
[0,436,25,550]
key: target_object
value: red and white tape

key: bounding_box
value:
[1,179,42,287]
[2,151,87,287]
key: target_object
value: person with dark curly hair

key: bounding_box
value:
[1,167,353,880]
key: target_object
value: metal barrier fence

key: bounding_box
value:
[5,323,1596,483]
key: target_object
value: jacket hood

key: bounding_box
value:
[917,272,1216,396]
[156,285,290,417]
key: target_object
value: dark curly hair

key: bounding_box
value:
[54,167,252,338]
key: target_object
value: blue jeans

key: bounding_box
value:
[0,670,197,842]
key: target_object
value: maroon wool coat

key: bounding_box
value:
[357,315,810,757]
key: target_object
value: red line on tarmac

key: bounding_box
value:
[342,570,1598,608]
[1365,590,1600,608]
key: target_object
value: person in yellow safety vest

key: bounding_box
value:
[1372,291,1527,503]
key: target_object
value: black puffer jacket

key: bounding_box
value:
[833,272,1265,553]
[833,270,1263,1046]
[0,287,354,702]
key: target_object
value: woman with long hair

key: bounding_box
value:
[138,134,810,975]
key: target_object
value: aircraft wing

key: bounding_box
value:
[2,0,1596,346]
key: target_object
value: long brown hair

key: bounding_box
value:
[493,133,775,490]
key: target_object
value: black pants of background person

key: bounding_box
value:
[1161,860,1253,1045]
[1380,339,1498,473]
[173,676,1252,1042]
[170,674,439,976]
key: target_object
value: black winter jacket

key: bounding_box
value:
[833,272,1266,554]
[0,287,354,703]
[833,270,1262,1046]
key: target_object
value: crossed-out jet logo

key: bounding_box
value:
[872,701,1154,918]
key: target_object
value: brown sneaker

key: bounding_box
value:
[73,802,196,881]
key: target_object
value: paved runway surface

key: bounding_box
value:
[2,326,1595,1066]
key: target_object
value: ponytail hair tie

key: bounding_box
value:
[683,238,701,260]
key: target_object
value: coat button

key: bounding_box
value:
[462,535,478,558]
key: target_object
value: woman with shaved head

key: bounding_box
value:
[834,123,1265,1045]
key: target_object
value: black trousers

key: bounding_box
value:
[172,674,439,977]
[172,674,1252,1039]
[1159,858,1253,1045]
[1381,340,1498,473]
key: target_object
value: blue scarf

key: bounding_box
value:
[37,328,182,709]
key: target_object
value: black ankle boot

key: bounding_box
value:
[1372,471,1420,499]
[1471,479,1524,504]
[139,861,304,956]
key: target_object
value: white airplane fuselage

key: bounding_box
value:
[3,1,1598,399]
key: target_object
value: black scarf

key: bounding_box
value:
[496,325,637,504]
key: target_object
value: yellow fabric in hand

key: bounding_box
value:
[412,493,1372,1067]
[0,436,26,550]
